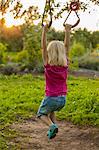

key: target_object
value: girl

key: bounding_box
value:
[37,24,72,139]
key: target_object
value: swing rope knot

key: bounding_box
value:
[70,1,80,11]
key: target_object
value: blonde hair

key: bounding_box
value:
[47,40,67,66]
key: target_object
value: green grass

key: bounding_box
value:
[0,74,44,128]
[0,74,99,148]
[57,76,99,125]
[0,74,99,127]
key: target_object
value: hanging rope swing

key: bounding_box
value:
[63,0,80,28]
[42,0,80,28]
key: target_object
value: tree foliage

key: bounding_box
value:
[0,20,23,51]
[91,31,99,49]
[0,0,99,70]
[0,0,40,25]
[0,0,99,26]
[90,0,99,5]
[71,29,99,50]
[22,24,42,69]
[70,41,85,57]
[0,42,7,63]
[47,28,64,42]
[71,28,92,50]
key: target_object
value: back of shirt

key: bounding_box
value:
[44,64,68,96]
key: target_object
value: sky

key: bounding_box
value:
[21,0,99,31]
[3,0,99,31]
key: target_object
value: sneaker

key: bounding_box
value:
[47,124,58,139]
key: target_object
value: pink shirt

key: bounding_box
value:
[44,64,68,96]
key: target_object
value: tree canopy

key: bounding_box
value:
[0,0,99,26]
[90,0,99,5]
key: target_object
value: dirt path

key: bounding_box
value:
[9,117,99,150]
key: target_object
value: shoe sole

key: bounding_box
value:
[54,127,58,134]
[50,133,56,139]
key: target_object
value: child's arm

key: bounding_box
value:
[64,24,72,58]
[41,25,48,65]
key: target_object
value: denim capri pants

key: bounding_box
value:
[37,95,66,117]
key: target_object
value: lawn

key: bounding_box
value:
[0,74,99,148]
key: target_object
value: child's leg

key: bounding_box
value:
[48,112,56,123]
[47,114,58,139]
[38,115,53,126]
[38,114,58,139]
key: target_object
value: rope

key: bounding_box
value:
[42,0,52,28]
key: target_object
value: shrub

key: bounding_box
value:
[16,50,29,63]
[69,42,86,70]
[79,55,99,71]
[69,59,79,70]
[0,63,19,75]
[3,52,18,64]
[0,43,7,64]
[91,44,99,56]
[70,42,86,58]
[16,49,40,70]
[33,63,44,73]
